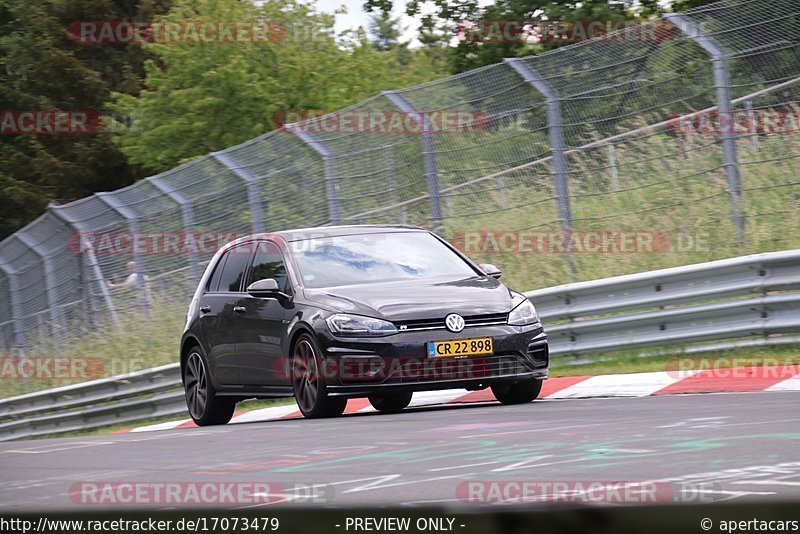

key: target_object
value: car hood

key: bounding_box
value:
[302,275,522,321]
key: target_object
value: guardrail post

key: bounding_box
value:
[0,262,28,358]
[148,176,201,287]
[13,233,66,354]
[95,193,149,319]
[48,203,119,330]
[211,152,265,233]
[286,125,342,225]
[665,13,746,246]
[382,91,443,230]
[504,58,575,276]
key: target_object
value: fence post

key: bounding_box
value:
[13,233,66,355]
[745,100,758,151]
[287,125,342,225]
[95,193,149,319]
[665,13,745,246]
[149,176,201,287]
[607,143,620,191]
[211,152,265,233]
[48,202,119,330]
[0,262,27,358]
[382,91,443,230]
[504,58,575,275]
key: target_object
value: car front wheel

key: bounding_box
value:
[183,347,236,426]
[491,378,543,404]
[368,392,413,413]
[291,333,347,418]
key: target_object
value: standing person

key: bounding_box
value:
[107,261,152,308]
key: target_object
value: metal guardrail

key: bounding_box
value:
[527,249,800,356]
[1,249,799,441]
[0,364,182,441]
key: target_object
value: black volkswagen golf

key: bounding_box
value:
[180,225,548,425]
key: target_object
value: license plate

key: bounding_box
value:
[427,337,493,358]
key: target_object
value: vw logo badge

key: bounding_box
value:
[445,313,465,333]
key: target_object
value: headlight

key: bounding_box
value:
[508,299,539,326]
[326,314,398,336]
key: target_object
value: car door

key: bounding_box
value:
[236,240,293,387]
[197,243,253,386]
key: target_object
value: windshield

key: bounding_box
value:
[288,231,478,288]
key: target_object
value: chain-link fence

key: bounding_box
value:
[1,0,799,380]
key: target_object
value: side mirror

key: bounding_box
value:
[246,278,286,300]
[478,263,502,279]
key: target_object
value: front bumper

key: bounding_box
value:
[316,323,548,397]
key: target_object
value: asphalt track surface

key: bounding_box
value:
[1,391,799,511]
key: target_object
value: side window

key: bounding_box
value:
[248,242,292,294]
[216,244,252,293]
[206,254,226,292]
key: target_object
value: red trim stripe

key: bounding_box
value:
[541,375,592,397]
[448,375,592,404]
[344,397,373,413]
[654,365,800,395]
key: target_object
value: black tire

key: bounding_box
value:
[183,346,236,426]
[491,378,543,405]
[291,333,347,418]
[368,392,413,413]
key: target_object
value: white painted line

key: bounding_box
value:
[547,371,692,398]
[412,389,473,406]
[130,419,190,432]
[731,480,800,486]
[766,374,800,391]
[341,473,475,494]
[3,441,116,454]
[428,460,500,472]
[230,404,300,424]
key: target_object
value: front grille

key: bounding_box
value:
[396,312,508,332]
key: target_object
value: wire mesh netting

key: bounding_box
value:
[0,0,799,393]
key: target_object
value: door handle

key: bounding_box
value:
[199,305,211,313]
[233,306,246,313]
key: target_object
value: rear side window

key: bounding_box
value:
[247,242,292,294]
[212,244,252,292]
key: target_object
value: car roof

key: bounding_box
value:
[274,224,428,242]
[220,225,430,252]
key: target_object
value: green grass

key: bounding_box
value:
[549,345,800,377]
[440,127,800,290]
[4,127,800,399]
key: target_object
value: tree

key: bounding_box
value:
[369,10,404,51]
[113,0,447,173]
[0,0,173,239]
[365,0,722,73]
[417,14,451,71]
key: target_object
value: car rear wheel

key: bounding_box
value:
[491,378,542,404]
[291,334,347,418]
[183,348,236,426]
[368,392,413,413]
